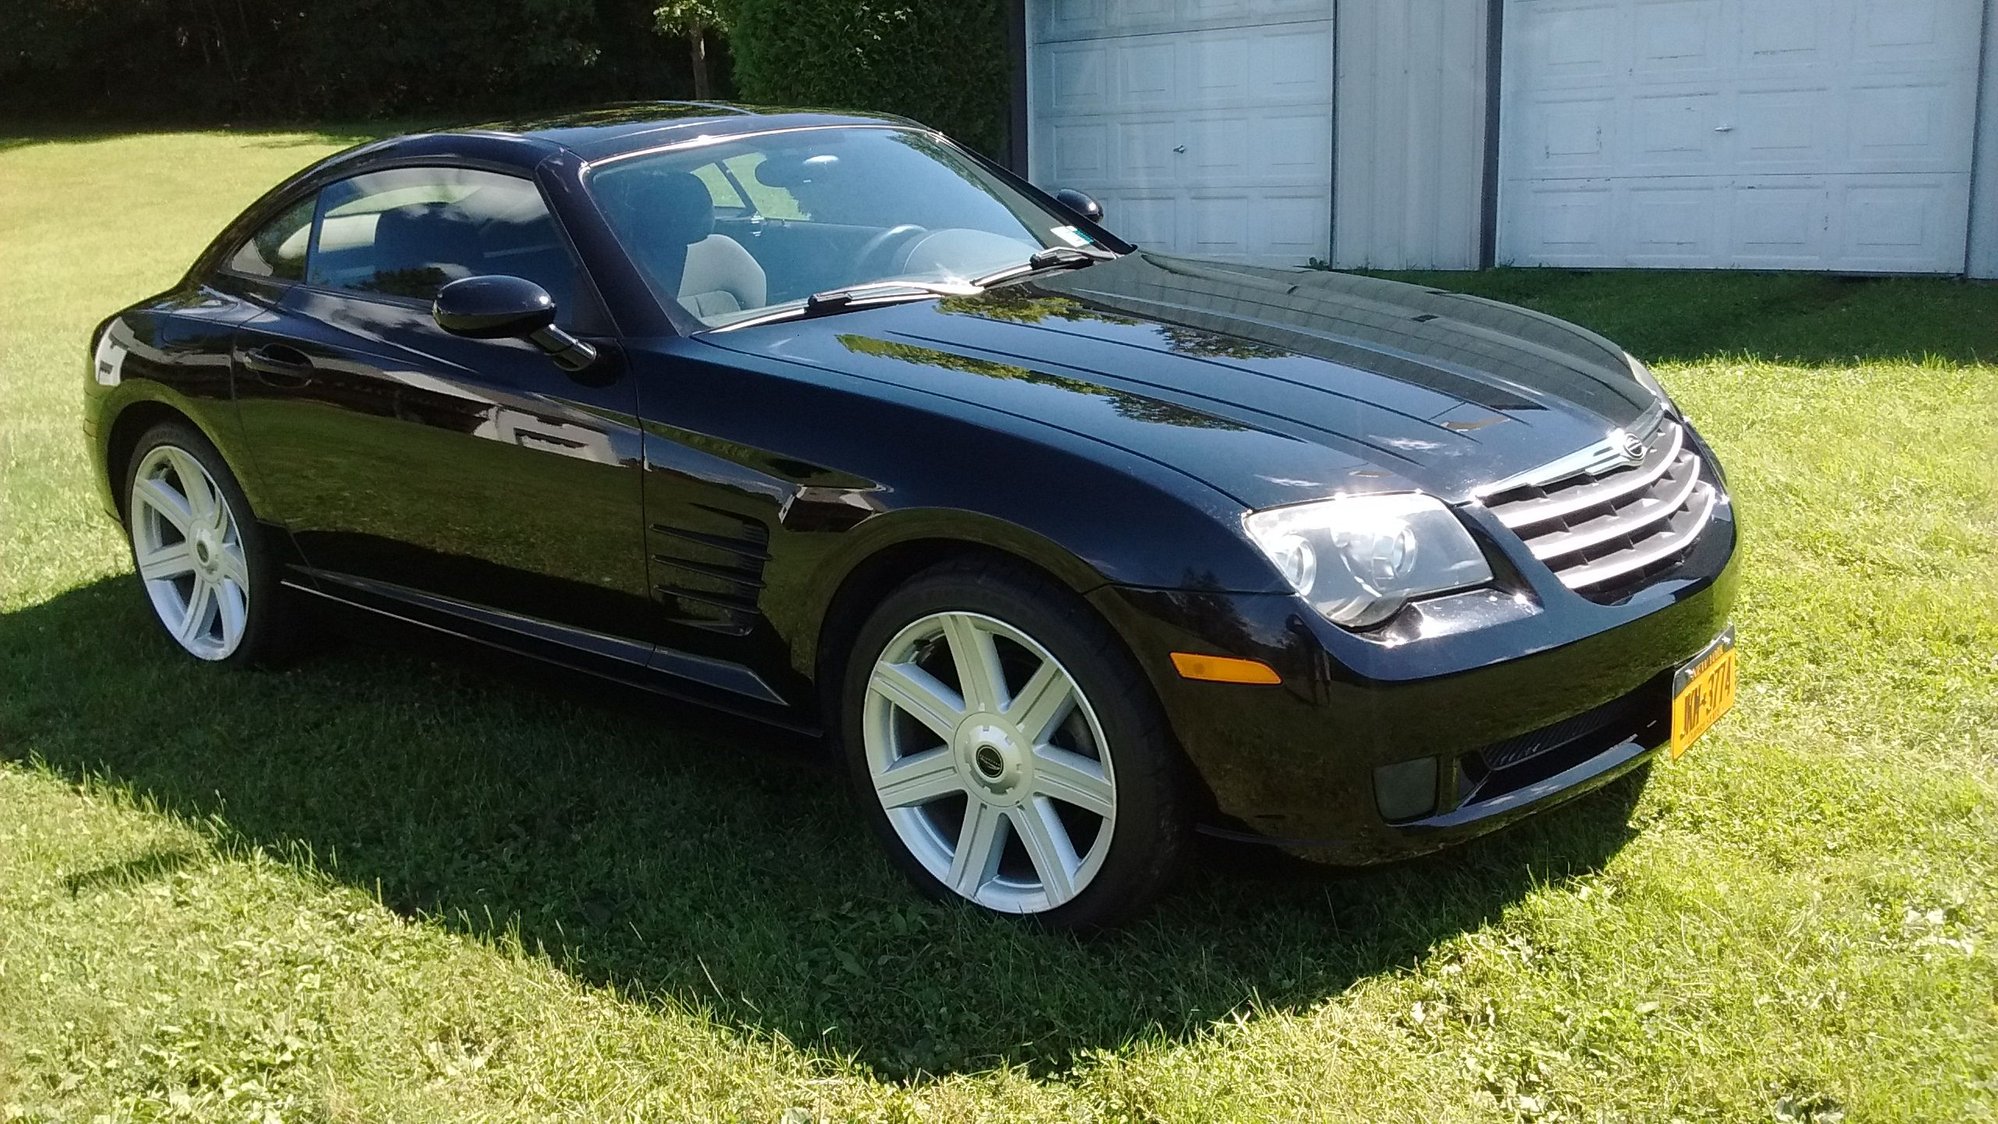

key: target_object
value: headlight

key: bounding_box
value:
[1625,351,1676,410]
[1243,494,1493,628]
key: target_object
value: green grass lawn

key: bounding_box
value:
[3,129,1995,1123]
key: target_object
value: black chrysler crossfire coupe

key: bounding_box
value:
[85,104,1740,927]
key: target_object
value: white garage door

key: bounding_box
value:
[1500,0,1986,272]
[1027,0,1336,264]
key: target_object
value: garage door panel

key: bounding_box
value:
[1847,83,1977,172]
[1115,195,1180,247]
[1849,0,1985,64]
[1118,120,1179,179]
[1502,0,1982,272]
[1512,2,1622,84]
[1051,122,1111,181]
[1513,96,1617,176]
[1190,195,1252,257]
[1029,5,1335,265]
[1630,93,1727,172]
[1187,0,1256,21]
[1506,182,1618,266]
[1264,25,1335,100]
[1043,45,1109,116]
[1740,1,1827,68]
[1733,88,1833,170]
[1731,183,1831,267]
[1837,178,1972,271]
[1037,0,1330,42]
[1183,34,1251,101]
[1118,40,1179,107]
[1625,184,1727,264]
[1187,117,1252,177]
[1633,0,1725,76]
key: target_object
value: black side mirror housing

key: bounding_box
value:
[434,275,596,372]
[1053,188,1104,224]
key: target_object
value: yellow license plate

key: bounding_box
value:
[1670,627,1737,759]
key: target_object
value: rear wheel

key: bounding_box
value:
[842,560,1185,928]
[123,421,295,666]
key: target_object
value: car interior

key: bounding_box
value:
[587,129,1058,326]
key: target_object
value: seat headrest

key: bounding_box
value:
[371,202,481,283]
[595,170,715,245]
[753,152,839,188]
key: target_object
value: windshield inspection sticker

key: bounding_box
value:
[1051,225,1095,247]
[93,331,127,386]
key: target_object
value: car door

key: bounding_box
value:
[230,164,655,660]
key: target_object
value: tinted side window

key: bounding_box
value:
[228,196,315,281]
[306,167,583,316]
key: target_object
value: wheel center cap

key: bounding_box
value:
[973,744,1007,779]
[194,537,213,566]
[955,718,1029,803]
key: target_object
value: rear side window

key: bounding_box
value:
[305,167,583,313]
[228,196,315,280]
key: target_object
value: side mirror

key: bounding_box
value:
[434,275,596,372]
[1053,188,1104,224]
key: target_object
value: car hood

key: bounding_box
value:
[697,253,1657,511]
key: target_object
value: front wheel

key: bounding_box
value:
[841,560,1186,928]
[123,421,296,666]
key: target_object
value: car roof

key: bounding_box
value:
[451,102,925,163]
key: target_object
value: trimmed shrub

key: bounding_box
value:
[722,0,1010,156]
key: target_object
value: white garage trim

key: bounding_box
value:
[1498,0,1988,274]
[1969,0,1998,278]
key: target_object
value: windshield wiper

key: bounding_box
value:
[710,280,982,332]
[971,245,1115,288]
[806,279,982,311]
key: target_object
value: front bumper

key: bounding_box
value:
[1087,477,1739,865]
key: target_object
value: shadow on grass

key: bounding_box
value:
[0,578,1650,1079]
[1372,268,1998,367]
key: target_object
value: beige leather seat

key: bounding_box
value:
[595,170,766,317]
[679,233,766,318]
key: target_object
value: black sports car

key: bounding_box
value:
[85,104,1740,927]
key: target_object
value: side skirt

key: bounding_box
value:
[283,573,815,735]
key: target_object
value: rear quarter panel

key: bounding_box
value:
[86,283,274,521]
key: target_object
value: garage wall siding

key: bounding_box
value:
[1972,0,1998,279]
[1331,0,1491,270]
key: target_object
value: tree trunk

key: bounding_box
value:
[688,28,710,99]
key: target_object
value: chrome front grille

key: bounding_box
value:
[1479,418,1720,597]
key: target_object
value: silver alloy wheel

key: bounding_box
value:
[863,611,1117,914]
[128,444,251,661]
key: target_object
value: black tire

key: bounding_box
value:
[122,420,299,668]
[840,557,1186,929]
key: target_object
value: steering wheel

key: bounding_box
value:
[855,224,927,277]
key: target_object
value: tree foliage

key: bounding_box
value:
[653,0,729,100]
[720,0,1010,156]
[0,0,696,123]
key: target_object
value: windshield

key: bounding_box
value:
[586,126,1104,328]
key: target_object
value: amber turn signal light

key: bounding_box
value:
[1169,652,1282,685]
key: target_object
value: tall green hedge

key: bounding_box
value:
[722,0,1010,157]
[0,0,698,124]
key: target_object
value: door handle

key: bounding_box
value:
[242,344,315,386]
